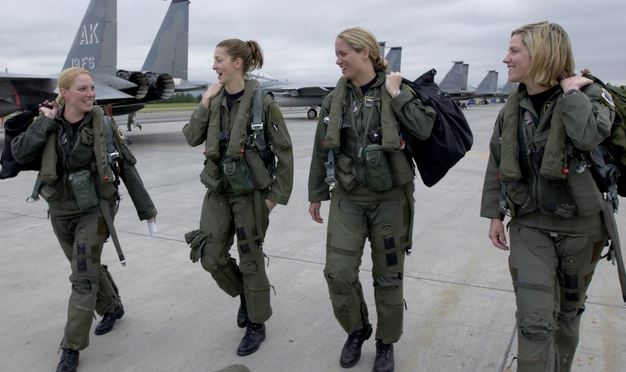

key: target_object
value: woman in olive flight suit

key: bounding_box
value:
[308,27,436,372]
[12,67,157,372]
[183,38,293,357]
[481,22,617,371]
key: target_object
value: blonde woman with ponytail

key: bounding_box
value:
[308,27,436,372]
[12,67,157,372]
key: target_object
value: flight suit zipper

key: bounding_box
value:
[351,88,379,187]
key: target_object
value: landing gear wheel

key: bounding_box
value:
[307,108,318,120]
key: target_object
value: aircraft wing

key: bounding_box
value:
[265,83,333,97]
[0,72,57,82]
[173,78,207,92]
[0,73,58,116]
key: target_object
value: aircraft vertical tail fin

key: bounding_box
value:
[385,47,402,73]
[141,0,190,79]
[474,70,498,95]
[499,81,517,95]
[62,0,116,75]
[439,61,468,94]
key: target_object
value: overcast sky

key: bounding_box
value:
[0,0,624,88]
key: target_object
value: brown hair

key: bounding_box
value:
[216,39,264,73]
[56,67,94,105]
[511,22,574,86]
[337,27,387,72]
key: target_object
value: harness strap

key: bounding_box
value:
[99,199,126,266]
[251,88,267,152]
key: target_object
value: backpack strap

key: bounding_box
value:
[251,87,266,152]
[103,116,120,165]
[100,115,126,266]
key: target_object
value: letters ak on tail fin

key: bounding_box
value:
[402,69,473,187]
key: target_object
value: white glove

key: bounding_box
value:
[147,218,157,236]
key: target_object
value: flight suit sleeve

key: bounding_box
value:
[391,87,437,140]
[11,115,57,164]
[308,94,332,202]
[561,83,614,151]
[480,110,505,220]
[112,122,157,221]
[265,101,293,205]
[182,104,210,147]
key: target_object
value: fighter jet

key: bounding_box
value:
[436,63,505,105]
[0,0,203,118]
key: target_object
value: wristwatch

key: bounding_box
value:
[563,88,580,97]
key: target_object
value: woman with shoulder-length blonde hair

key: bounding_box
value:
[182,38,293,357]
[480,22,617,371]
[12,67,157,372]
[308,27,436,372]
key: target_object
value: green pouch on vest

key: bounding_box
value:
[68,169,99,210]
[244,150,273,190]
[503,182,530,217]
[222,157,255,195]
[200,158,221,191]
[335,152,357,191]
[362,144,392,192]
[566,167,604,216]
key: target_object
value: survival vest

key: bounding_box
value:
[401,69,473,187]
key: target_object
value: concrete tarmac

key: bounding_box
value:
[1,106,624,372]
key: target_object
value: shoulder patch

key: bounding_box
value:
[601,88,615,108]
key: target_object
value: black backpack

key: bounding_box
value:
[584,74,626,199]
[0,106,42,179]
[401,69,473,187]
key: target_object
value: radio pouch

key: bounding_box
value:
[362,144,392,192]
[68,169,99,210]
[222,157,255,195]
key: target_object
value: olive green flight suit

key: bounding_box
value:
[308,72,436,343]
[480,83,615,371]
[183,87,293,324]
[12,108,157,351]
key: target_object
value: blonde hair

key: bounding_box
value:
[56,67,94,105]
[216,39,264,73]
[511,22,574,86]
[337,27,387,72]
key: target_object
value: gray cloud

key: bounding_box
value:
[1,0,624,87]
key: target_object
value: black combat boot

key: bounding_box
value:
[236,322,266,356]
[339,323,372,368]
[94,305,124,335]
[56,348,79,372]
[237,295,249,328]
[373,339,394,372]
